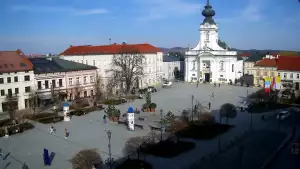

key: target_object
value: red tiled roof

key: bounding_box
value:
[277,56,300,71]
[254,58,277,67]
[239,53,252,57]
[0,50,34,73]
[61,43,162,55]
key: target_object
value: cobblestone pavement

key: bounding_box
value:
[0,83,260,169]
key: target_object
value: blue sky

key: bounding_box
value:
[0,0,300,54]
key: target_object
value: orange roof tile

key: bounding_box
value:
[277,56,300,71]
[0,50,34,73]
[254,58,277,67]
[61,43,162,56]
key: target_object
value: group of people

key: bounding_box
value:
[49,125,69,139]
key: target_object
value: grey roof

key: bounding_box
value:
[29,58,97,74]
[163,55,181,62]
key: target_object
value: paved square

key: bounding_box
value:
[0,83,258,169]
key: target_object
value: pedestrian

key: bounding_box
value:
[49,125,55,134]
[196,81,199,88]
[64,128,68,139]
[214,83,216,87]
[212,92,214,98]
[208,102,211,109]
[218,83,220,87]
[103,114,107,124]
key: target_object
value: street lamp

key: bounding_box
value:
[160,109,163,141]
[191,95,194,121]
[104,130,113,169]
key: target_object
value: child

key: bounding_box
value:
[64,128,68,139]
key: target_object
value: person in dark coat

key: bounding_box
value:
[208,102,211,109]
[103,115,107,124]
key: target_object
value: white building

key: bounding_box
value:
[163,55,182,80]
[185,0,242,83]
[0,50,35,113]
[277,56,300,90]
[29,57,97,105]
[60,43,164,89]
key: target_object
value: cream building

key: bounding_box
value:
[163,55,182,80]
[252,58,277,87]
[185,0,242,83]
[29,57,97,104]
[60,43,164,89]
[0,50,35,113]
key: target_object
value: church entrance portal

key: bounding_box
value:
[204,73,210,82]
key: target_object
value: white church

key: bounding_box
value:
[185,0,243,83]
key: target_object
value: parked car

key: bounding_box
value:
[138,88,148,94]
[162,81,172,87]
[147,86,157,93]
[276,110,290,120]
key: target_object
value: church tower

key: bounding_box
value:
[194,0,224,51]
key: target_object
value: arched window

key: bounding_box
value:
[220,61,224,71]
[192,61,196,70]
[206,32,209,41]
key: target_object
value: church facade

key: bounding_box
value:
[185,0,243,83]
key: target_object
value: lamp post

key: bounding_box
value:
[104,130,112,169]
[191,95,194,121]
[160,109,163,141]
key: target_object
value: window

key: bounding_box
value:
[25,86,30,93]
[77,60,79,63]
[98,60,101,66]
[15,88,19,94]
[90,90,94,96]
[232,64,234,72]
[38,81,42,89]
[14,76,18,82]
[149,68,151,73]
[93,60,95,66]
[290,73,293,79]
[220,61,224,71]
[24,75,30,81]
[192,61,196,70]
[205,32,209,41]
[45,80,49,89]
[76,77,80,84]
[7,77,11,83]
[90,76,94,83]
[297,74,299,79]
[84,76,87,84]
[86,60,88,64]
[264,71,267,76]
[81,60,84,63]
[59,79,63,87]
[271,72,274,77]
[52,80,56,88]
[256,71,260,76]
[0,78,3,84]
[69,78,73,85]
[8,89,12,96]
[0,90,4,96]
[284,73,287,79]
[278,72,280,77]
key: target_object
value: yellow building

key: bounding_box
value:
[252,59,277,87]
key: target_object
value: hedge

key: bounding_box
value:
[103,99,122,105]
[0,122,34,137]
[23,113,58,120]
[37,116,64,124]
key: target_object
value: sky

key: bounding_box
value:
[0,0,300,54]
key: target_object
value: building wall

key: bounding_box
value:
[185,55,239,83]
[34,69,97,101]
[163,61,181,80]
[61,52,164,88]
[252,67,277,87]
[244,61,255,76]
[0,70,35,112]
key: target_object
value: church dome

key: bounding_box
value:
[201,0,216,25]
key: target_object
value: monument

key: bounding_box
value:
[127,107,135,131]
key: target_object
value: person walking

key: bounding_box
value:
[208,102,211,109]
[49,125,55,134]
[196,81,199,88]
[103,114,107,124]
[212,92,215,98]
[219,83,220,87]
[214,83,216,87]
[64,128,68,139]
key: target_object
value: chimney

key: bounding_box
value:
[122,42,126,45]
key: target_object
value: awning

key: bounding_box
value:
[38,94,52,100]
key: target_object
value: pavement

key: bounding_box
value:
[0,83,262,169]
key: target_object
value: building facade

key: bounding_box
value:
[0,50,35,113]
[185,0,242,83]
[60,43,164,89]
[163,55,182,80]
[29,58,97,105]
[252,58,277,87]
[277,56,300,90]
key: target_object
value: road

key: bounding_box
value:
[269,108,300,169]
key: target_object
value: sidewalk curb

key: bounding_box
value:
[260,129,294,169]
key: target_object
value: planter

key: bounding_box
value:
[151,108,156,112]
[109,116,119,122]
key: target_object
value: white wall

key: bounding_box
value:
[0,71,35,112]
[163,61,181,80]
[278,71,300,82]
[61,52,164,88]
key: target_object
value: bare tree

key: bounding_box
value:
[93,73,103,103]
[50,84,59,106]
[168,120,187,142]
[70,149,102,169]
[198,113,216,125]
[28,89,38,114]
[106,45,145,94]
[73,84,82,101]
[4,94,19,120]
[123,136,144,159]
[219,103,237,124]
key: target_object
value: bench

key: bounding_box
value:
[118,120,127,125]
[134,124,144,129]
[148,125,162,131]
